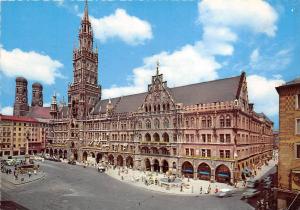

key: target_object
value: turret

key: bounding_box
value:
[106,99,113,116]
[32,82,43,107]
[50,93,58,119]
[13,77,29,116]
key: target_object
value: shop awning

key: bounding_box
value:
[218,173,230,178]
[198,171,210,175]
[182,169,193,173]
[292,167,300,174]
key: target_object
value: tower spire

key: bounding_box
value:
[83,0,89,21]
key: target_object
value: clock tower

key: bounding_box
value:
[68,0,101,119]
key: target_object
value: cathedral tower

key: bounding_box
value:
[32,82,43,107]
[13,77,29,116]
[68,0,101,119]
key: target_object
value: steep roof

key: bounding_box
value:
[285,77,300,86]
[0,114,38,123]
[92,74,241,115]
[276,77,300,92]
[26,106,51,119]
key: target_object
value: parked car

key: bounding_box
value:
[241,189,260,199]
[34,156,44,162]
[215,188,234,198]
[246,178,260,188]
[68,160,76,165]
[263,176,271,183]
[98,166,105,173]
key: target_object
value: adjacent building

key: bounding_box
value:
[276,78,300,209]
[46,1,273,184]
[0,75,51,157]
[0,114,49,156]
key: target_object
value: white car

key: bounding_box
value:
[241,189,260,199]
[34,156,44,162]
[215,188,234,198]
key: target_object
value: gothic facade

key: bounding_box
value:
[46,2,273,184]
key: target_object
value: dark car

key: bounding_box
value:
[68,160,76,165]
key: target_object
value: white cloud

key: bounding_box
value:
[198,0,278,37]
[102,45,220,99]
[250,48,292,71]
[247,75,284,116]
[103,0,278,99]
[43,103,51,107]
[0,47,64,85]
[196,0,278,57]
[89,9,152,45]
[250,48,260,63]
[0,106,13,115]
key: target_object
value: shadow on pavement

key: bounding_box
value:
[0,201,30,210]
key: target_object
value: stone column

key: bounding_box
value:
[211,168,215,182]
[160,165,163,173]
[151,164,154,172]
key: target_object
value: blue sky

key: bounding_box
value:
[1,0,300,129]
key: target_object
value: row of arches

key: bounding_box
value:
[144,132,169,142]
[46,148,68,159]
[107,154,134,168]
[143,159,231,183]
[181,161,231,183]
[144,103,171,113]
[140,147,170,155]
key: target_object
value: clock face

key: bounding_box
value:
[39,101,43,106]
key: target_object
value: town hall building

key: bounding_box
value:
[45,1,273,184]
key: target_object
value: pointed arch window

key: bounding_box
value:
[167,103,170,111]
[226,115,231,127]
[185,118,190,128]
[191,117,195,128]
[138,121,142,129]
[163,118,169,128]
[220,115,225,128]
[207,116,212,128]
[146,120,151,129]
[154,118,160,129]
[202,116,206,128]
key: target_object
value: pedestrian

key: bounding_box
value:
[199,186,202,194]
[28,171,32,178]
[215,186,219,194]
[207,184,211,194]
[180,184,183,192]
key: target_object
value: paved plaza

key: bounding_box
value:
[1,160,255,210]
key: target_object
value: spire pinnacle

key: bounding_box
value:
[83,0,89,21]
[156,60,160,76]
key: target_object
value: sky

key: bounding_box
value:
[1,0,300,129]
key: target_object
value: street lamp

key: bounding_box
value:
[25,130,30,164]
